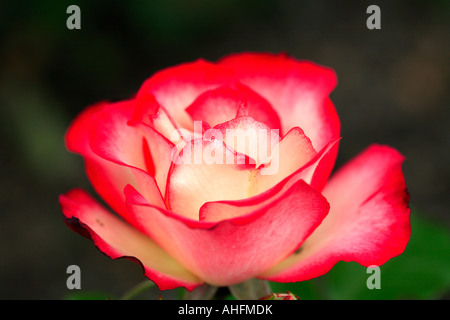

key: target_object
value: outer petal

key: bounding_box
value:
[137,59,236,130]
[59,189,202,290]
[66,102,135,219]
[65,101,106,157]
[262,145,411,282]
[90,100,172,209]
[219,52,340,150]
[124,179,330,287]
[66,99,173,222]
[88,99,148,173]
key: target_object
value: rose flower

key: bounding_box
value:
[60,52,410,291]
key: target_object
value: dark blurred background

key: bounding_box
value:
[1,0,449,299]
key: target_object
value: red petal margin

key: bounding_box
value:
[65,102,135,219]
[124,180,330,287]
[185,83,281,130]
[59,189,203,291]
[66,100,169,221]
[261,144,411,282]
[219,52,340,152]
[137,59,236,130]
[129,93,184,144]
[88,99,148,174]
[88,100,176,204]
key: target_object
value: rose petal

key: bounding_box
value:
[198,167,302,222]
[258,136,340,195]
[131,124,176,197]
[66,100,170,222]
[166,139,255,219]
[213,116,280,167]
[65,102,135,219]
[198,138,338,222]
[129,93,183,144]
[89,99,147,172]
[137,59,236,130]
[262,145,411,282]
[167,125,338,220]
[251,126,317,194]
[219,52,340,151]
[124,179,330,286]
[89,99,178,204]
[59,189,202,290]
[185,83,281,130]
[65,101,106,156]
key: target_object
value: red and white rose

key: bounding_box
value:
[60,52,411,290]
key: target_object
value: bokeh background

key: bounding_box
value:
[1,0,449,299]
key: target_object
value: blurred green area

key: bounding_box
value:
[0,0,449,299]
